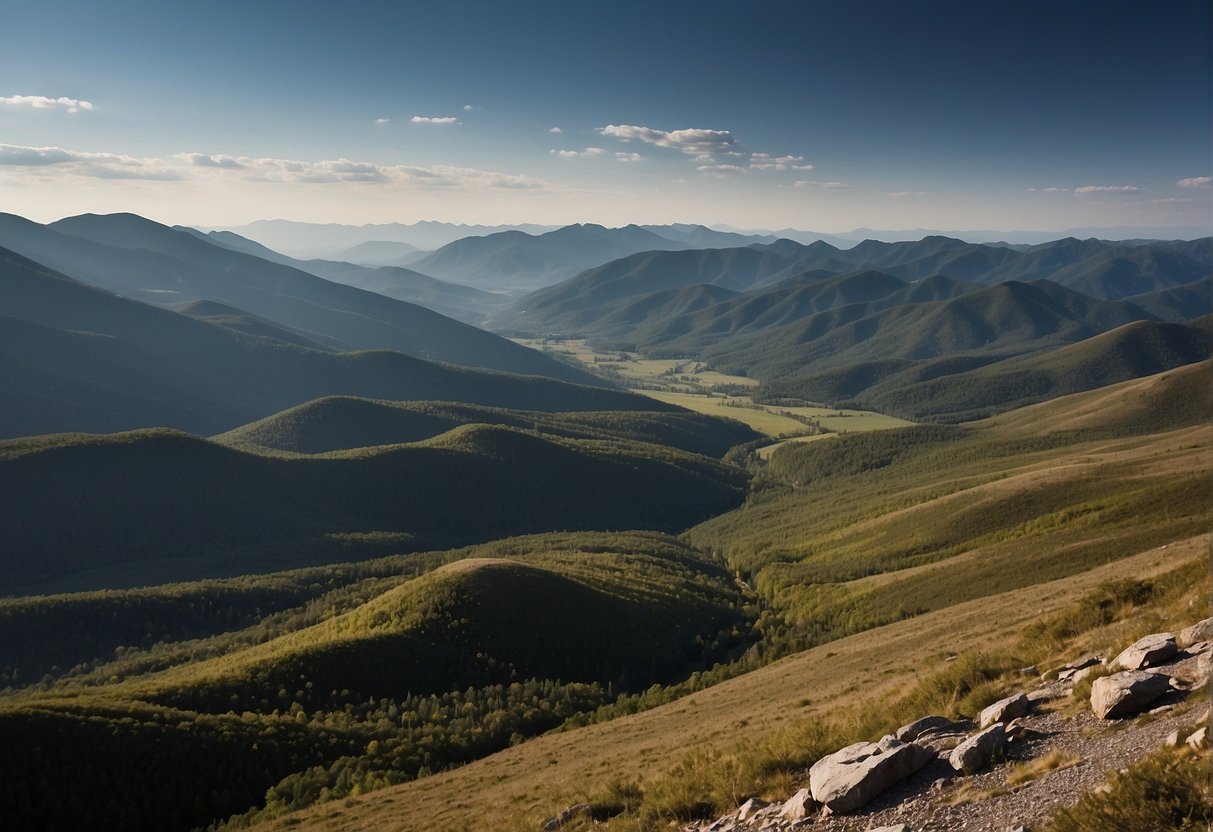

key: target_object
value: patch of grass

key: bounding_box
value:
[1045,746,1211,832]
[1005,749,1082,786]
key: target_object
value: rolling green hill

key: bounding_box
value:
[764,318,1212,421]
[0,425,748,593]
[217,397,760,456]
[0,245,672,438]
[0,532,749,832]
[0,212,597,384]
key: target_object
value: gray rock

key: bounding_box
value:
[778,788,817,820]
[869,825,911,832]
[736,797,768,821]
[979,693,1031,728]
[1187,725,1208,750]
[895,715,962,742]
[809,736,933,814]
[1179,617,1213,647]
[1090,671,1171,719]
[1113,633,1177,670]
[542,802,591,831]
[949,723,1007,774]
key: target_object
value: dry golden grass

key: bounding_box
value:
[254,536,1205,832]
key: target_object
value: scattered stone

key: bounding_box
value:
[1164,729,1183,747]
[1027,687,1061,703]
[777,788,817,821]
[1179,617,1213,647]
[736,797,769,822]
[541,802,591,831]
[1112,633,1177,671]
[1187,725,1208,751]
[809,736,934,814]
[949,723,1007,774]
[1149,704,1175,715]
[980,693,1031,728]
[1004,717,1031,740]
[895,715,961,742]
[869,825,911,832]
[1090,671,1171,719]
[1194,652,1211,688]
[1017,666,1037,677]
[1069,665,1098,684]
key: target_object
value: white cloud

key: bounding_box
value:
[550,147,604,158]
[374,117,390,125]
[1177,176,1211,188]
[0,143,545,191]
[462,104,474,111]
[410,116,459,125]
[1152,197,1194,205]
[615,152,643,162]
[794,179,849,189]
[697,163,746,174]
[749,152,806,171]
[181,152,245,169]
[1026,186,1070,193]
[599,124,736,157]
[549,127,562,133]
[0,94,94,113]
[1074,185,1139,194]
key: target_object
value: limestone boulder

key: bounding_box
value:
[1187,725,1208,751]
[948,723,1007,774]
[979,693,1031,728]
[1113,633,1177,671]
[735,797,768,822]
[895,715,964,742]
[778,788,817,821]
[1090,671,1171,719]
[1179,617,1213,647]
[809,736,933,814]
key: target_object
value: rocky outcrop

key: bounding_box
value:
[777,788,817,821]
[809,736,934,814]
[948,723,1007,774]
[979,693,1031,728]
[1112,633,1177,670]
[1179,617,1213,647]
[895,715,961,742]
[1090,671,1171,718]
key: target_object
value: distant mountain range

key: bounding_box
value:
[0,239,670,439]
[0,212,593,384]
[208,219,561,257]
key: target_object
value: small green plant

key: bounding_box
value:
[1046,746,1211,831]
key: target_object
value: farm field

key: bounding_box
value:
[514,338,912,446]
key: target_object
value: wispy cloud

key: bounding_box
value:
[1177,176,1211,188]
[0,143,544,190]
[599,124,736,158]
[1026,186,1070,193]
[615,152,643,162]
[374,117,390,125]
[0,144,183,180]
[0,94,94,113]
[181,153,245,169]
[410,116,459,125]
[550,147,604,158]
[696,163,746,174]
[548,127,562,134]
[886,191,925,198]
[462,104,474,111]
[1073,184,1139,194]
[749,153,807,171]
[794,179,849,189]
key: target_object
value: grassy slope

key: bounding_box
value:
[216,396,761,457]
[0,426,748,593]
[253,537,1206,832]
[233,361,1213,831]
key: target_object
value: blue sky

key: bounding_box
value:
[1,0,1209,231]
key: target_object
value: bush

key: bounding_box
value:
[1047,747,1211,831]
